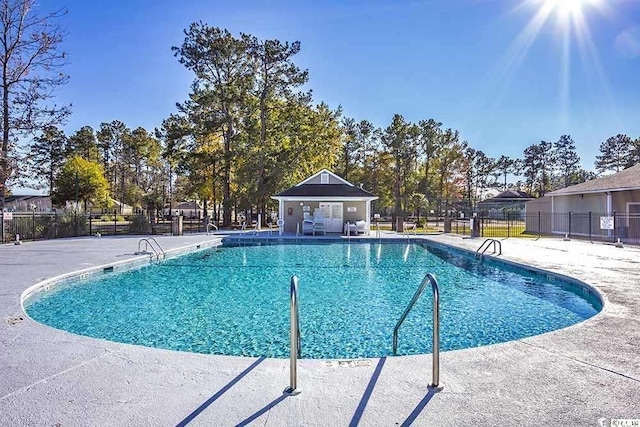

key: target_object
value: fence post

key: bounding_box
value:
[538,211,541,237]
[74,210,78,237]
[613,211,617,242]
[89,214,92,236]
[507,212,511,238]
[32,210,36,240]
[568,212,572,237]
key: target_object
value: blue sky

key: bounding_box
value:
[38,0,640,171]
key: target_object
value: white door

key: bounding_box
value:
[319,202,343,232]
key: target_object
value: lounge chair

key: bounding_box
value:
[344,220,368,235]
[313,214,326,235]
[302,218,314,235]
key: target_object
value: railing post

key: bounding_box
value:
[538,211,541,237]
[392,274,441,390]
[430,274,440,388]
[285,275,301,395]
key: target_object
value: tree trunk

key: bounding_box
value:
[222,124,233,227]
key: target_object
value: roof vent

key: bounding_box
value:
[321,172,329,184]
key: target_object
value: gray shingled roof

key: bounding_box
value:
[548,163,640,196]
[485,190,534,201]
[274,184,376,198]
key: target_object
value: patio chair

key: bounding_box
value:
[355,220,368,234]
[302,217,314,235]
[313,213,326,235]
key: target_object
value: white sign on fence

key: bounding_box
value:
[2,212,12,220]
[600,216,614,230]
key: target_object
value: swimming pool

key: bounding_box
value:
[24,241,601,359]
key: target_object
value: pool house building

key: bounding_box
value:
[271,169,378,234]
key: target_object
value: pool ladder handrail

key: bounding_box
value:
[392,273,440,388]
[475,238,502,260]
[206,222,218,235]
[403,222,417,241]
[285,275,302,395]
[137,238,165,261]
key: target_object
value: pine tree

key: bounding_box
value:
[554,135,580,187]
[594,134,632,173]
[30,126,67,194]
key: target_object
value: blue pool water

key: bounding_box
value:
[24,242,601,359]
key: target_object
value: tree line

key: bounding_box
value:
[2,4,639,225]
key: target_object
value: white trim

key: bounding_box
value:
[549,186,640,196]
[607,192,612,237]
[295,169,354,187]
[626,202,640,227]
[271,196,378,202]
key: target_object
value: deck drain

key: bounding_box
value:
[6,315,25,325]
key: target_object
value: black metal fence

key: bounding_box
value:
[1,212,210,243]
[448,211,640,245]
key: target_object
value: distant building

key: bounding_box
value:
[271,169,378,234]
[163,201,212,219]
[525,164,640,241]
[477,190,534,218]
[4,195,52,212]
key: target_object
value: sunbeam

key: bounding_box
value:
[475,0,611,131]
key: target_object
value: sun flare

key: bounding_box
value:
[535,0,604,28]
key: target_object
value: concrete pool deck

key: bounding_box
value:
[1,233,639,426]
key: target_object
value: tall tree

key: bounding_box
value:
[416,118,442,199]
[247,36,309,222]
[51,155,109,210]
[97,120,130,210]
[594,134,632,173]
[462,148,495,212]
[338,117,361,182]
[173,24,255,226]
[382,114,418,229]
[495,155,516,190]
[522,141,555,197]
[554,135,580,187]
[625,137,640,169]
[29,125,67,193]
[433,129,466,213]
[67,126,100,163]
[0,0,69,225]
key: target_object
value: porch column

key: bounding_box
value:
[365,200,371,235]
[607,192,612,237]
[551,196,554,234]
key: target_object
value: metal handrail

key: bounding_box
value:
[285,275,301,395]
[392,273,440,388]
[206,222,218,235]
[136,238,165,260]
[403,222,417,240]
[475,238,502,259]
[375,222,381,241]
